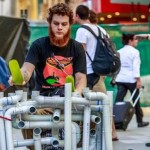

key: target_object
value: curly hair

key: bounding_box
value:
[47,3,73,25]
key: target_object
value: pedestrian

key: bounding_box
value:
[75,6,118,141]
[115,33,149,128]
[75,5,107,90]
[0,56,10,91]
[9,3,86,150]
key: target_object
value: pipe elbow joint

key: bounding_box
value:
[35,96,45,104]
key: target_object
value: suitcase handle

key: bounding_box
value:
[128,86,144,107]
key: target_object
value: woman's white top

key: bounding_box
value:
[115,45,141,83]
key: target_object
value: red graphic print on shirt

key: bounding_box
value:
[43,55,73,87]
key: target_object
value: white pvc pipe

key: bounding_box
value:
[53,109,61,123]
[90,129,97,149]
[33,128,42,150]
[0,92,4,98]
[4,105,36,150]
[22,91,28,102]
[22,114,100,124]
[0,106,6,150]
[91,115,101,124]
[20,101,102,112]
[15,90,23,95]
[14,137,59,148]
[16,120,81,149]
[18,121,64,129]
[64,83,72,150]
[71,123,77,150]
[72,122,81,144]
[31,91,40,100]
[71,122,81,150]
[35,95,99,105]
[3,89,111,150]
[85,92,113,150]
[102,94,112,150]
[82,106,91,150]
[8,93,15,96]
[0,95,22,105]
[96,117,103,150]
[35,96,64,104]
[107,91,113,141]
[90,129,96,136]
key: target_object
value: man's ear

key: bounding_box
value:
[128,39,132,45]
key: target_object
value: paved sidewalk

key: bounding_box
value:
[113,107,150,150]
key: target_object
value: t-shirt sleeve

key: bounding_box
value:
[25,40,42,66]
[75,28,88,44]
[73,41,87,75]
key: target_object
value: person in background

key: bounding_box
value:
[9,3,86,150]
[75,5,107,90]
[135,34,150,41]
[75,6,118,141]
[89,9,119,141]
[115,33,149,128]
[0,56,10,91]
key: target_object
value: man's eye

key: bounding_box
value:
[54,22,59,25]
[62,23,68,26]
[53,22,68,26]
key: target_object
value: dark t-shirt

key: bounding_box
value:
[25,36,86,93]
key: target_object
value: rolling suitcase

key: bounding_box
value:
[113,88,143,130]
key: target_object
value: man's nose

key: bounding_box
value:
[58,24,62,29]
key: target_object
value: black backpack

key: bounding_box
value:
[81,25,121,76]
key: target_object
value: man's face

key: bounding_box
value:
[130,36,138,47]
[49,14,71,47]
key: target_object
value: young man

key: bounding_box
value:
[9,3,86,95]
[9,3,86,150]
[75,5,118,141]
[75,5,108,90]
[115,33,149,128]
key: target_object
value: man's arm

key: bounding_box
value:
[21,62,35,84]
[81,43,86,50]
[136,77,142,89]
[74,72,87,94]
[135,34,150,41]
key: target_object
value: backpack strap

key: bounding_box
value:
[80,25,102,62]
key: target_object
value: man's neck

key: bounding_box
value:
[79,19,90,25]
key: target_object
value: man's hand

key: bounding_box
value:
[0,84,6,91]
[75,72,87,94]
[8,76,26,86]
[136,78,142,89]
[135,34,150,41]
[8,62,35,86]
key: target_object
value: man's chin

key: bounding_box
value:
[55,35,64,39]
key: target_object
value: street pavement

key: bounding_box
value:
[13,107,150,150]
[113,107,150,150]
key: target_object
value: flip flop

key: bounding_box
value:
[65,75,75,92]
[9,59,24,85]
